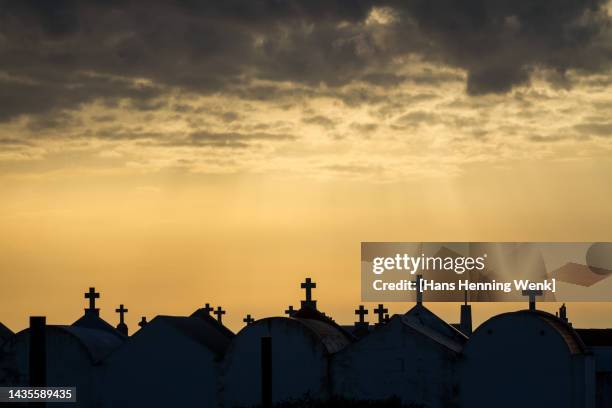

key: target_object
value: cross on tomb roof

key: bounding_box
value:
[202,303,213,315]
[243,314,255,325]
[115,304,128,324]
[285,305,296,317]
[374,304,388,325]
[84,287,100,314]
[114,304,129,336]
[355,305,368,325]
[522,289,543,311]
[300,278,317,309]
[214,306,226,324]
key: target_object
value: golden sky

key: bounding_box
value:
[1,1,612,333]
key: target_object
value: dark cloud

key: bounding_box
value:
[78,126,295,148]
[188,130,295,148]
[528,134,570,143]
[574,121,612,137]
[395,0,612,94]
[395,110,440,126]
[92,127,167,141]
[0,137,30,146]
[321,163,384,176]
[302,115,337,129]
[26,111,82,132]
[350,122,378,134]
[0,74,161,121]
[0,0,611,122]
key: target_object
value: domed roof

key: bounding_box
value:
[476,309,588,355]
[16,325,124,363]
[238,316,352,355]
[53,326,125,362]
[150,315,234,356]
[294,318,352,354]
[400,305,468,353]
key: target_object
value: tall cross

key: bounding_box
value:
[138,316,148,328]
[115,304,128,324]
[202,303,213,315]
[214,306,226,323]
[84,287,100,313]
[285,305,296,317]
[374,304,388,324]
[301,278,316,301]
[415,275,423,305]
[300,278,317,309]
[243,314,255,325]
[522,289,543,311]
[355,305,368,324]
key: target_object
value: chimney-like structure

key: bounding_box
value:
[261,336,272,408]
[559,303,570,326]
[29,316,46,388]
[460,291,472,336]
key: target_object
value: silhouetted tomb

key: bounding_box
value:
[223,279,354,406]
[332,304,467,407]
[459,309,594,408]
[101,311,234,407]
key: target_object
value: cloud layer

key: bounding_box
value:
[1,0,611,118]
[1,1,612,180]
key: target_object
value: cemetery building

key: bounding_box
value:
[12,324,124,407]
[332,299,467,407]
[223,278,354,407]
[0,321,16,385]
[10,288,124,407]
[72,287,126,338]
[459,308,595,408]
[100,306,234,408]
[9,281,612,407]
[575,326,612,408]
[0,322,12,346]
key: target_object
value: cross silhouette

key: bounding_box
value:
[202,303,213,315]
[84,287,100,313]
[300,278,317,309]
[115,304,128,324]
[243,314,255,325]
[301,278,316,302]
[285,305,296,317]
[522,289,543,311]
[374,304,388,324]
[355,305,368,324]
[85,287,100,310]
[214,306,226,323]
[138,316,147,328]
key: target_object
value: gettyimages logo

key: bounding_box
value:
[361,242,612,302]
[372,253,487,275]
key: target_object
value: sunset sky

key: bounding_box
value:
[1,0,612,333]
